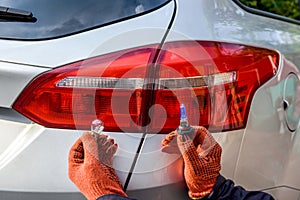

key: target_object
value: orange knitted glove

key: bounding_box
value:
[68,132,127,200]
[162,126,222,199]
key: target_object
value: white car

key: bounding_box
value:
[0,0,299,199]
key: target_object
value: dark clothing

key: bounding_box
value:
[204,175,274,200]
[97,175,274,200]
[97,194,136,200]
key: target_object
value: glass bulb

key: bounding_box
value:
[91,119,104,135]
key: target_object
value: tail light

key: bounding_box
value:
[13,41,279,133]
[151,41,279,132]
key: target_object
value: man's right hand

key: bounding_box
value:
[162,126,222,199]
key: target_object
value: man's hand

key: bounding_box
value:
[68,132,127,200]
[162,126,222,199]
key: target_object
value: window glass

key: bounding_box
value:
[0,0,170,40]
[239,0,300,21]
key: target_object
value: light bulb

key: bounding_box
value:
[91,119,104,136]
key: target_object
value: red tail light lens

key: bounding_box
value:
[13,41,279,133]
[150,41,279,132]
[13,46,158,131]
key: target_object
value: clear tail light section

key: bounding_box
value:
[13,41,279,133]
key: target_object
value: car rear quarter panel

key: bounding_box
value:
[128,0,300,199]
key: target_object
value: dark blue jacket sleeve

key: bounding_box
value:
[97,194,137,200]
[206,175,274,200]
[96,175,274,200]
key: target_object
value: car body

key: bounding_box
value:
[0,0,299,199]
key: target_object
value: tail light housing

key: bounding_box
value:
[13,41,279,133]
